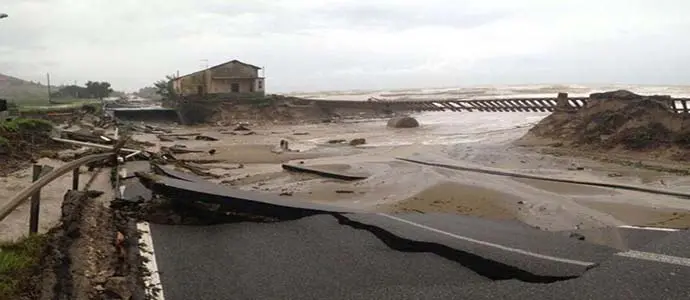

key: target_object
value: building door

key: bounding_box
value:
[231,83,240,93]
[197,86,203,95]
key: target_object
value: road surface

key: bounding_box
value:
[120,161,690,300]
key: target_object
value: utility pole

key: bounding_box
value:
[46,73,52,104]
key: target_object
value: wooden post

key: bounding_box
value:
[72,167,79,190]
[29,165,42,234]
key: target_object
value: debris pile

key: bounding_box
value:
[518,90,690,157]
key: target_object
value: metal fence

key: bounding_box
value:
[0,153,113,235]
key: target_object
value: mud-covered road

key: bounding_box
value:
[120,164,690,300]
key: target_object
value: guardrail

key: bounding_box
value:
[0,153,114,234]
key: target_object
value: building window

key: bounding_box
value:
[258,80,263,89]
[231,83,240,93]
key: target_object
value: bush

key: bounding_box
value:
[0,118,53,133]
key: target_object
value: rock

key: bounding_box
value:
[569,233,586,241]
[157,135,174,142]
[608,172,623,177]
[85,190,104,198]
[517,200,525,205]
[327,139,346,144]
[105,276,132,300]
[195,135,218,141]
[234,124,251,131]
[387,116,420,128]
[208,149,216,155]
[349,138,366,146]
[335,190,355,194]
[293,132,309,135]
[173,144,187,148]
[57,147,92,161]
[280,191,293,196]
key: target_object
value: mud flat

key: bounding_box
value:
[126,106,690,233]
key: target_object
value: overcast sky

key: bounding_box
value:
[1,0,689,92]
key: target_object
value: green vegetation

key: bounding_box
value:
[0,118,53,133]
[154,75,177,101]
[1,73,120,105]
[251,96,275,108]
[17,100,101,114]
[135,86,163,100]
[0,234,46,299]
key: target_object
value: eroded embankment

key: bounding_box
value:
[19,190,146,300]
[518,90,690,161]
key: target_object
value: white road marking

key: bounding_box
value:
[617,250,690,267]
[376,213,597,267]
[137,222,166,300]
[617,225,680,232]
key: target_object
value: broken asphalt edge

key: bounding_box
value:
[281,163,368,181]
[128,170,595,283]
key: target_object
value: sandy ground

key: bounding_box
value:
[3,111,690,243]
[123,113,690,232]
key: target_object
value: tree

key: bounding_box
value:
[52,85,88,99]
[153,75,177,100]
[135,86,162,100]
[85,81,113,100]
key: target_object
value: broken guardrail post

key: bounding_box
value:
[72,168,80,190]
[29,165,42,234]
[29,164,54,234]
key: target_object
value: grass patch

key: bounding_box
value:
[0,234,46,299]
[0,118,53,133]
[18,100,100,114]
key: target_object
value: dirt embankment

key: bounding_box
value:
[0,118,66,175]
[17,191,145,300]
[178,95,400,125]
[517,90,690,161]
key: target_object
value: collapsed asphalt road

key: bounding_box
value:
[118,162,690,300]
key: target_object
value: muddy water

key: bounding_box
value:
[0,158,115,242]
[186,110,690,232]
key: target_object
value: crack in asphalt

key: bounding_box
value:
[330,213,580,283]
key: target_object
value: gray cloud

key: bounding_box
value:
[315,1,509,31]
[1,0,689,92]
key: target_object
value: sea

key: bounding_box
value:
[291,84,690,148]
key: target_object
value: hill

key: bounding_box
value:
[0,73,52,104]
[0,73,126,105]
